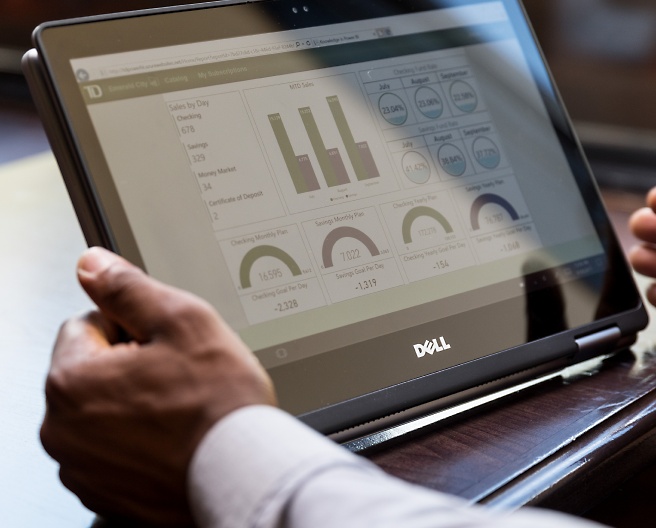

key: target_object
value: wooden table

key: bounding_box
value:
[367,347,656,514]
[2,151,656,527]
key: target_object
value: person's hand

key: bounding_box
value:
[630,187,656,307]
[40,247,276,526]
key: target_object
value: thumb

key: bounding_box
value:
[76,247,207,343]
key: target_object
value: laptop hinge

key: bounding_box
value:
[572,326,622,363]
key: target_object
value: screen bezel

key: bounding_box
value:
[32,0,647,434]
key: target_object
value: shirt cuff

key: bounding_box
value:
[187,405,371,528]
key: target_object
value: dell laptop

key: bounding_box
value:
[23,0,648,443]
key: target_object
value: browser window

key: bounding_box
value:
[66,3,601,370]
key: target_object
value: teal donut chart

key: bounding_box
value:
[378,92,408,126]
[414,86,444,119]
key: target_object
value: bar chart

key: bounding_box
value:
[246,74,396,212]
[268,112,321,193]
[267,95,380,194]
[325,95,380,181]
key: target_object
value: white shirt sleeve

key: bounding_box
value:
[187,405,606,528]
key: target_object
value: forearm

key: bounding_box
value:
[188,405,367,527]
[188,406,604,528]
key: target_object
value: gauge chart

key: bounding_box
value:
[453,177,543,263]
[401,206,454,244]
[470,193,520,231]
[380,193,475,282]
[219,225,326,325]
[303,207,403,303]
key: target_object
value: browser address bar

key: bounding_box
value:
[73,3,507,82]
[99,29,384,78]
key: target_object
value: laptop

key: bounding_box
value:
[22,0,648,445]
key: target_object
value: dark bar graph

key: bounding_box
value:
[299,107,349,187]
[296,154,321,192]
[268,96,378,192]
[326,95,379,181]
[327,148,350,185]
[268,113,320,193]
[356,141,380,179]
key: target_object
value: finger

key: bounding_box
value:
[629,207,656,244]
[644,283,656,308]
[76,247,217,343]
[52,310,130,365]
[629,244,656,278]
[626,258,656,306]
[647,187,656,212]
[46,313,139,416]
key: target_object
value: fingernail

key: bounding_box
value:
[77,247,119,278]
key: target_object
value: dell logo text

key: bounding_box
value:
[414,337,451,358]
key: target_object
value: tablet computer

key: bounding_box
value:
[23,0,648,440]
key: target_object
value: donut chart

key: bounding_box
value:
[437,143,467,177]
[402,151,431,184]
[472,136,501,169]
[450,80,478,113]
[414,86,444,119]
[378,92,408,126]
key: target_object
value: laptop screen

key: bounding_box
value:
[34,0,643,430]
